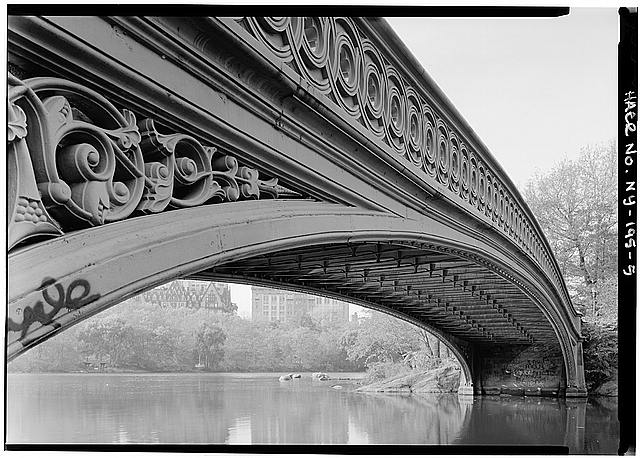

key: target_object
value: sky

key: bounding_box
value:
[386,9,618,188]
[230,9,620,318]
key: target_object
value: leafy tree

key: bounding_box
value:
[293,312,321,331]
[8,325,84,372]
[77,317,134,366]
[524,140,617,318]
[127,323,183,370]
[581,320,618,392]
[220,317,270,370]
[340,311,458,384]
[342,312,426,366]
[195,323,226,370]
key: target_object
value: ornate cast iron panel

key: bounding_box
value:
[8,74,285,250]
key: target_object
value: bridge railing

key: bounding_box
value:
[226,16,575,316]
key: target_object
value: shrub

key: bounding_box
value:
[581,320,618,392]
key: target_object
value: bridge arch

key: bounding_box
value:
[9,200,580,395]
[8,15,586,396]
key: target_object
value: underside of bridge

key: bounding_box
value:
[200,241,567,395]
[7,15,586,397]
[206,243,552,345]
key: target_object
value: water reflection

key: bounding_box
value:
[457,396,569,448]
[6,373,618,453]
[347,414,369,444]
[343,392,473,444]
[227,416,252,444]
[584,397,620,454]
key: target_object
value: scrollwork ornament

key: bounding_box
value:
[484,174,493,216]
[460,145,470,201]
[327,17,364,120]
[422,110,437,177]
[170,136,217,208]
[468,154,478,205]
[361,43,387,138]
[477,163,486,210]
[236,166,278,199]
[260,17,292,34]
[508,201,515,235]
[18,77,145,229]
[137,118,178,213]
[246,17,299,64]
[109,109,142,150]
[384,70,407,156]
[137,118,224,211]
[436,121,450,185]
[405,90,424,167]
[7,74,63,249]
[210,153,241,202]
[137,118,278,207]
[491,181,499,221]
[292,16,333,94]
[498,189,506,226]
[257,176,279,198]
[448,134,461,194]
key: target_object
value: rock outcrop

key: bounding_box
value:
[356,361,461,393]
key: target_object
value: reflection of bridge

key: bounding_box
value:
[7,16,585,396]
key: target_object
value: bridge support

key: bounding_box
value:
[565,341,588,397]
[474,342,586,397]
[564,388,588,397]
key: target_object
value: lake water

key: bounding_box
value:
[6,373,619,453]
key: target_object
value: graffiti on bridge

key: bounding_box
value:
[8,277,100,341]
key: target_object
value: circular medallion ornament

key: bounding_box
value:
[422,116,437,177]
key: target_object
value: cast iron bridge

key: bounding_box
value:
[7,16,586,396]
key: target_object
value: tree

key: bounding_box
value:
[195,323,226,370]
[77,317,134,366]
[126,322,183,371]
[340,311,458,384]
[293,312,321,332]
[342,312,426,366]
[8,325,84,372]
[524,140,617,320]
[581,320,618,392]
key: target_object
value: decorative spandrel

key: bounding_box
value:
[7,74,282,250]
